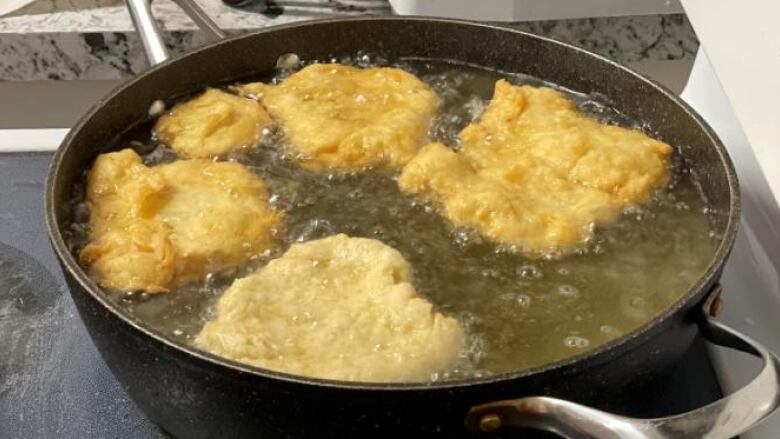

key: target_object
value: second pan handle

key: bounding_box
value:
[464,288,780,438]
[125,0,226,66]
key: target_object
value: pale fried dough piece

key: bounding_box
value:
[154,88,271,159]
[399,80,672,255]
[153,160,282,285]
[237,64,438,171]
[79,149,175,293]
[79,149,282,293]
[195,234,465,382]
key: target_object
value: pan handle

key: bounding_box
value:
[125,0,226,66]
[465,288,780,439]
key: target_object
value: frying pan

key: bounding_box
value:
[44,1,780,437]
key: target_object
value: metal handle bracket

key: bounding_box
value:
[125,0,226,66]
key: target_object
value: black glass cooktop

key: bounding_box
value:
[0,153,167,439]
[0,152,724,438]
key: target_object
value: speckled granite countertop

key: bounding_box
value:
[0,0,391,33]
[0,0,699,81]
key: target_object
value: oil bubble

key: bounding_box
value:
[517,265,543,280]
[516,294,531,308]
[557,284,579,298]
[600,325,620,336]
[564,336,590,349]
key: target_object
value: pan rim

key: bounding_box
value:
[44,15,740,392]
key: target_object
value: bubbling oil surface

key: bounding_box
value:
[68,57,718,380]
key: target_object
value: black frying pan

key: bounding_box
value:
[43,2,780,438]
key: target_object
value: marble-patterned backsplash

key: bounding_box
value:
[506,15,697,63]
[2,32,210,80]
[4,0,123,17]
[0,14,698,81]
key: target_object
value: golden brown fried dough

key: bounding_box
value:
[195,234,465,382]
[79,149,175,293]
[238,64,438,171]
[399,80,672,255]
[80,149,282,293]
[154,88,271,158]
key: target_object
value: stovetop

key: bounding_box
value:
[0,152,726,438]
[0,153,168,438]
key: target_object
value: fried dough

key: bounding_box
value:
[80,149,282,293]
[399,80,672,255]
[195,234,464,382]
[238,64,438,171]
[155,88,271,158]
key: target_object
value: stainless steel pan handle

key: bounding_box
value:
[465,290,780,438]
[125,0,226,66]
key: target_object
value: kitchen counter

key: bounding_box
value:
[0,0,699,81]
[0,0,390,33]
